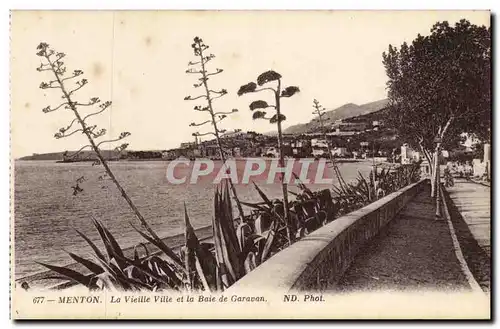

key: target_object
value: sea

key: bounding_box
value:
[13,159,374,278]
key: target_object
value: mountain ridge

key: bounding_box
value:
[283,98,389,135]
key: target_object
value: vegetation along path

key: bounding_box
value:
[331,181,471,292]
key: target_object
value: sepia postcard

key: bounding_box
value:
[10,10,491,320]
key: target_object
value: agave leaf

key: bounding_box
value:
[252,182,273,207]
[244,252,257,274]
[109,258,129,279]
[215,218,237,282]
[74,228,106,262]
[260,221,277,264]
[183,204,197,288]
[213,185,239,281]
[96,220,128,269]
[149,256,182,281]
[133,242,149,262]
[212,189,224,268]
[194,254,211,292]
[239,201,268,211]
[215,264,224,291]
[212,211,231,288]
[66,251,103,275]
[195,243,218,291]
[43,275,73,281]
[100,224,125,260]
[89,272,120,291]
[239,234,266,264]
[220,181,240,252]
[130,223,184,270]
[236,222,250,251]
[215,183,242,280]
[124,265,148,284]
[92,255,119,278]
[93,254,138,291]
[122,256,177,290]
[90,217,115,263]
[36,261,91,287]
[331,185,343,196]
[146,256,182,289]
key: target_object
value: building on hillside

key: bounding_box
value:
[180,142,196,149]
[312,148,328,158]
[326,131,358,137]
[264,147,279,157]
[311,138,329,148]
[199,144,217,158]
[220,130,247,140]
[162,149,180,160]
[128,150,164,160]
[332,120,368,132]
[290,139,311,158]
[400,143,421,164]
[420,159,431,176]
[471,143,491,179]
[331,147,349,157]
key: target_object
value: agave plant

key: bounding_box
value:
[37,217,186,291]
[331,163,422,217]
[210,179,280,290]
[182,205,218,292]
[239,175,335,247]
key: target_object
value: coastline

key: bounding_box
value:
[18,157,383,164]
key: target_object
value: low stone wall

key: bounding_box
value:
[229,179,428,293]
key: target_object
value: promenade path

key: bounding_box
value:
[445,179,491,257]
[442,178,491,291]
[331,181,471,292]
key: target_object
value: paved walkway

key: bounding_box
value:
[332,182,471,292]
[445,179,491,257]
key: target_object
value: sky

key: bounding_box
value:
[10,10,490,158]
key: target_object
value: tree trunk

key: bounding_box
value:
[431,145,441,198]
[430,153,436,198]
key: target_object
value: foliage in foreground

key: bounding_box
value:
[36,163,420,292]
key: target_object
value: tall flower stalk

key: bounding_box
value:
[238,70,300,244]
[184,37,245,223]
[312,99,348,193]
[35,42,166,244]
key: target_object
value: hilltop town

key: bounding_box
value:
[19,98,482,170]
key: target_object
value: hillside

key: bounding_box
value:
[18,150,126,161]
[283,99,389,135]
